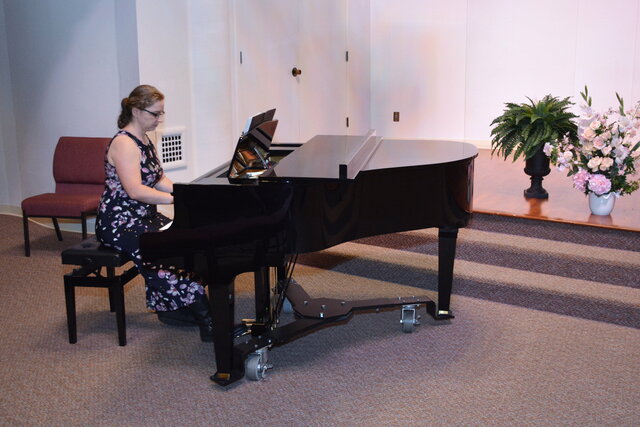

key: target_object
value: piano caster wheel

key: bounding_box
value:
[282,297,293,314]
[245,348,272,381]
[400,304,420,333]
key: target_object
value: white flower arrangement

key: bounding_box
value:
[544,86,640,196]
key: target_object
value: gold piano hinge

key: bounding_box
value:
[346,117,350,127]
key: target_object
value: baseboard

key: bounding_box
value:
[0,204,93,234]
[0,204,22,216]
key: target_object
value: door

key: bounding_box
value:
[297,1,347,141]
[234,0,348,143]
[235,0,300,142]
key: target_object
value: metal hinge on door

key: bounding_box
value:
[240,51,243,64]
[345,51,349,62]
[346,117,349,127]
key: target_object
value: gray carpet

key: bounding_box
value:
[0,213,638,426]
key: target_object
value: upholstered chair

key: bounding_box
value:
[21,136,110,256]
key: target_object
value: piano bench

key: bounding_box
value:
[61,236,139,346]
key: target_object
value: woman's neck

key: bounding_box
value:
[122,124,147,143]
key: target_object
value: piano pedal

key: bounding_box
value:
[400,304,421,333]
[245,347,272,381]
[233,323,250,338]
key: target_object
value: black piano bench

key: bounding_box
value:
[61,236,139,346]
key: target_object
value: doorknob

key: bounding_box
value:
[291,67,302,77]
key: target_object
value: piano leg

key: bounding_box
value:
[434,226,458,320]
[207,268,244,386]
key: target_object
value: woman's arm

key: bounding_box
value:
[108,135,174,204]
[154,174,174,194]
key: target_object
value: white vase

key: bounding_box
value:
[588,192,617,216]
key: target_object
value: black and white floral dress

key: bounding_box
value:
[95,130,205,312]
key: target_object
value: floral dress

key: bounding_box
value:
[95,130,205,312]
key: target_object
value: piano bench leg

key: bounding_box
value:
[62,263,138,346]
[64,279,77,344]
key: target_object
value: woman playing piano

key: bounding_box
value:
[95,84,213,341]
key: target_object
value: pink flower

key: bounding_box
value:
[618,115,631,130]
[581,141,594,153]
[587,174,612,195]
[587,157,602,171]
[572,169,590,192]
[614,145,630,162]
[582,127,596,140]
[599,157,614,171]
[589,120,602,130]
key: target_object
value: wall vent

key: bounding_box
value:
[159,128,186,170]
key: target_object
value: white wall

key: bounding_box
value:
[464,0,579,143]
[371,0,468,140]
[0,0,234,210]
[0,1,20,209]
[135,0,193,184]
[347,0,371,136]
[135,0,234,183]
[371,0,640,145]
[2,0,121,204]
[573,0,640,110]
[465,0,640,142]
[635,3,640,103]
[188,0,235,178]
[114,0,140,98]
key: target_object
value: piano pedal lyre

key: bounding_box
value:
[400,304,421,334]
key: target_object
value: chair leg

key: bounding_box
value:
[81,212,88,240]
[52,218,63,241]
[64,280,78,344]
[22,212,30,257]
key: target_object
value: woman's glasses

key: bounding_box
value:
[142,108,165,118]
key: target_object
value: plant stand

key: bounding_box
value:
[523,147,551,199]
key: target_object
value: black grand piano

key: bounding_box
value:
[141,118,477,386]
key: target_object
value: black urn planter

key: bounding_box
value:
[523,147,551,199]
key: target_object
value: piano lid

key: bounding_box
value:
[273,136,478,179]
[364,139,478,171]
[273,135,368,179]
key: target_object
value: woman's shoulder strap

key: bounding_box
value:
[113,130,146,147]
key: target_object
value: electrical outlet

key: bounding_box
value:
[393,112,400,122]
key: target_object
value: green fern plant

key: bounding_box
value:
[490,94,578,161]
